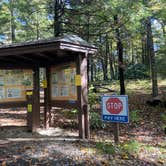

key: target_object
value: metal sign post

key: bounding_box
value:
[102,95,129,143]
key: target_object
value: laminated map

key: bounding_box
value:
[51,63,77,100]
[0,69,33,102]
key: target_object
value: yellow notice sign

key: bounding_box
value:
[26,91,33,96]
[75,75,81,86]
[42,79,47,88]
[27,104,32,112]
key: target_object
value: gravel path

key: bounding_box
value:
[0,127,160,166]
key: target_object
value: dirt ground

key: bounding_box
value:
[0,91,166,166]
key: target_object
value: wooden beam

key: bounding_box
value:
[0,57,21,63]
[44,67,51,128]
[14,55,38,63]
[81,53,90,139]
[0,101,27,108]
[26,90,33,131]
[76,54,85,139]
[76,53,90,139]
[32,67,40,132]
[0,43,60,57]
[60,43,97,54]
[36,52,55,62]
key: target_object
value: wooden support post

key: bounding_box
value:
[44,67,51,128]
[77,54,85,139]
[32,67,40,132]
[76,53,90,139]
[81,54,90,139]
[26,90,33,132]
[114,123,120,143]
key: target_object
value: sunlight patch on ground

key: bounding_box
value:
[0,118,26,126]
[36,127,78,137]
[138,144,166,164]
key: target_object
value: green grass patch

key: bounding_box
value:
[126,79,151,92]
[130,110,142,122]
[62,109,78,119]
[96,142,115,154]
[120,140,142,154]
[106,79,153,94]
[160,113,166,122]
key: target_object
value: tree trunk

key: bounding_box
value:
[109,42,115,79]
[89,56,94,82]
[101,54,108,81]
[54,0,64,37]
[114,15,125,95]
[146,17,158,97]
[131,41,134,65]
[141,34,146,64]
[160,21,166,45]
[9,0,16,43]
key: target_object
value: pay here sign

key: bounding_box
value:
[102,95,129,123]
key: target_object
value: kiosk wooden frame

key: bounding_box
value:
[0,35,97,139]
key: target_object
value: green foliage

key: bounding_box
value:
[88,85,99,109]
[63,109,78,119]
[160,113,166,122]
[160,113,166,132]
[121,140,141,154]
[156,46,166,78]
[96,142,115,154]
[90,112,105,130]
[89,85,105,129]
[125,63,149,79]
[130,110,142,123]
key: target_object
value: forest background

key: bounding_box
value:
[0,0,165,89]
[0,1,166,165]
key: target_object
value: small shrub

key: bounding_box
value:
[90,112,105,129]
[96,142,115,154]
[160,113,166,133]
[63,109,78,119]
[160,113,166,122]
[88,85,98,107]
[121,140,141,154]
[125,63,149,79]
[130,110,142,122]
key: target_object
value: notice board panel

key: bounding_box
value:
[0,69,33,103]
[50,63,77,101]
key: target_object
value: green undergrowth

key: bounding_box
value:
[94,140,166,163]
[120,140,141,154]
[96,142,115,154]
[130,110,143,123]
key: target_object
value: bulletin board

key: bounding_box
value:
[50,63,77,100]
[0,69,33,103]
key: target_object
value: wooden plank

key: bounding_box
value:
[0,62,36,70]
[0,101,27,108]
[0,43,60,57]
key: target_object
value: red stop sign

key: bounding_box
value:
[106,98,123,114]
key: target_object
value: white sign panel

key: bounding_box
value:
[102,95,129,123]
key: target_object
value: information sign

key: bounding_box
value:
[50,63,77,100]
[0,69,33,103]
[102,95,129,123]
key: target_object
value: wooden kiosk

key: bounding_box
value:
[0,35,97,139]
